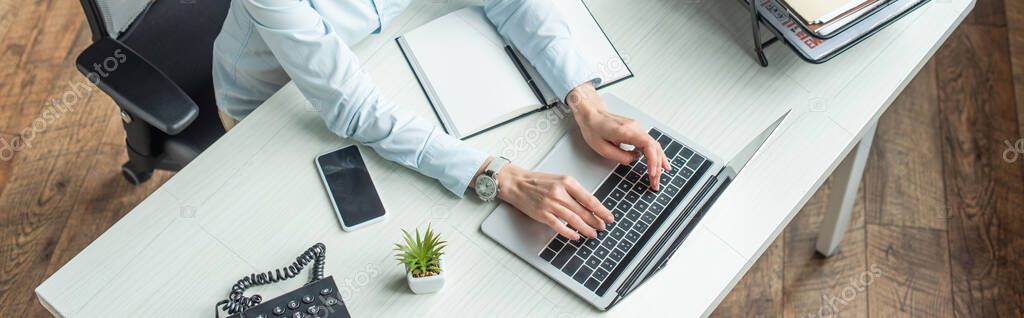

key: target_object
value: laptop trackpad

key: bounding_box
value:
[534,128,618,190]
[481,128,618,254]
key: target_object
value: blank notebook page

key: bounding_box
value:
[400,7,539,137]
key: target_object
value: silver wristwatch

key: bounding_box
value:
[475,156,510,201]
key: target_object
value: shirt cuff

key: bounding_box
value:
[420,130,490,197]
[541,42,602,102]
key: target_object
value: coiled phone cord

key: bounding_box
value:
[216,243,326,316]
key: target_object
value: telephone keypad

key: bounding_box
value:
[225,276,349,318]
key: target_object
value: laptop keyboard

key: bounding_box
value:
[539,128,712,296]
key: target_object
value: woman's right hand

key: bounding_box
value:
[496,164,614,240]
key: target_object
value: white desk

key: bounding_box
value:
[36,0,972,316]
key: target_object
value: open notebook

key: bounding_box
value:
[397,0,632,139]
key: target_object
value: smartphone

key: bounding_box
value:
[315,145,386,231]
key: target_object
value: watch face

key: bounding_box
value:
[476,175,497,200]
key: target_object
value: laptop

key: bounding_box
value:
[481,94,788,310]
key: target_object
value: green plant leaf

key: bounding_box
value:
[393,223,447,277]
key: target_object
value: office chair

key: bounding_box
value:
[76,0,229,184]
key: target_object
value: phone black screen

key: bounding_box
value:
[317,146,385,228]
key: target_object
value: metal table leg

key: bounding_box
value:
[815,120,877,257]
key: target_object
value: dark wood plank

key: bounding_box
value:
[0,0,45,69]
[783,175,868,318]
[1007,0,1024,139]
[0,20,113,316]
[0,102,105,315]
[22,0,83,65]
[0,122,96,315]
[0,64,65,136]
[866,224,954,317]
[0,132,12,196]
[0,0,84,134]
[936,24,1024,318]
[710,234,784,318]
[0,7,13,58]
[864,60,948,230]
[100,103,127,147]
[966,0,1007,26]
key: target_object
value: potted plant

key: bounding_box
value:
[394,224,447,294]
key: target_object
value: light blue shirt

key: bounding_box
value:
[212,0,598,196]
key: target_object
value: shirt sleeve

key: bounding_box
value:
[239,0,488,196]
[483,0,601,100]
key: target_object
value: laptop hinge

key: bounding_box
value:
[642,175,732,284]
[613,172,721,298]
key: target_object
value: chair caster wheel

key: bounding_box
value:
[121,163,152,185]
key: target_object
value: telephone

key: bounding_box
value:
[215,243,352,318]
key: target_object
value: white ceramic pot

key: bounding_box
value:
[406,256,445,294]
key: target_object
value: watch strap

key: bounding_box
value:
[477,156,510,201]
[484,156,510,178]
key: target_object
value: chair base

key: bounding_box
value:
[120,137,198,185]
[121,162,153,185]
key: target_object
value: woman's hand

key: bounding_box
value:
[496,164,613,240]
[567,83,671,190]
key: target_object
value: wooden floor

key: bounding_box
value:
[0,0,1021,317]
